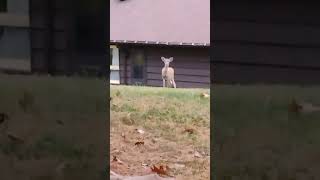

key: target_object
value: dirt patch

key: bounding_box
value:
[110,86,210,180]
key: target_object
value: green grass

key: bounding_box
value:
[110,85,210,179]
[111,85,210,143]
[0,74,106,114]
[213,84,320,141]
[213,84,320,180]
[0,74,107,179]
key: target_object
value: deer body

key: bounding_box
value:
[161,57,176,88]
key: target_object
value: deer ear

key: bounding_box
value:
[169,57,173,62]
[161,57,165,62]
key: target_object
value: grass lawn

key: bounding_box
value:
[110,85,210,180]
[0,74,107,180]
[213,84,320,180]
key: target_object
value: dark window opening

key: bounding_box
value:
[132,51,145,79]
[0,0,7,12]
[133,66,143,79]
[74,0,105,53]
[75,16,104,53]
[0,27,4,40]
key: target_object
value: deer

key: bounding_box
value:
[161,57,176,88]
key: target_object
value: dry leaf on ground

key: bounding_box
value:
[194,151,202,158]
[111,171,175,180]
[135,141,145,146]
[136,129,145,134]
[150,165,170,176]
[113,156,124,164]
[200,93,210,98]
[183,128,195,134]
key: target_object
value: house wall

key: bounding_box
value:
[213,1,320,84]
[30,0,107,76]
[119,45,210,88]
[30,0,72,74]
[0,0,31,72]
[0,27,31,71]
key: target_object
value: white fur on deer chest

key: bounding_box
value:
[162,67,174,80]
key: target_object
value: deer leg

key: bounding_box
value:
[172,79,176,88]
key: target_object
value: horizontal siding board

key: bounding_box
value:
[147,55,209,63]
[118,46,210,87]
[213,63,320,84]
[147,60,209,69]
[214,44,320,68]
[214,21,320,45]
[215,1,320,24]
[147,73,210,83]
[147,67,210,76]
[212,63,292,84]
[145,47,210,87]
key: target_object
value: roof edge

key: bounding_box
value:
[109,40,210,47]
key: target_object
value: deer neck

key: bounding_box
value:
[164,65,169,75]
[163,65,169,79]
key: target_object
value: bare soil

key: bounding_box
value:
[110,86,210,180]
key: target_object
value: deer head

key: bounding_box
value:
[161,57,173,68]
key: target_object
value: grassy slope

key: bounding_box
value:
[110,85,210,180]
[213,84,320,179]
[0,74,107,180]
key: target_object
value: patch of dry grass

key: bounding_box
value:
[0,74,106,180]
[213,84,320,180]
[110,85,210,180]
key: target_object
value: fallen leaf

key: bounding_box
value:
[194,151,202,158]
[151,138,157,144]
[7,134,24,144]
[200,93,210,98]
[151,165,169,176]
[121,133,125,138]
[183,128,195,134]
[111,149,120,154]
[142,163,149,167]
[135,141,144,146]
[288,98,302,113]
[56,120,64,125]
[135,128,145,134]
[112,156,124,164]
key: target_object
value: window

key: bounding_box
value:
[74,0,105,53]
[0,0,7,12]
[0,27,3,39]
[131,50,145,84]
[110,45,120,84]
[133,53,144,79]
[0,27,31,71]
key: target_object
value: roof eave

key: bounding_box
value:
[109,40,210,47]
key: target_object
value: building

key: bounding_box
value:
[0,0,107,76]
[110,0,210,88]
[213,0,320,84]
[0,0,30,72]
